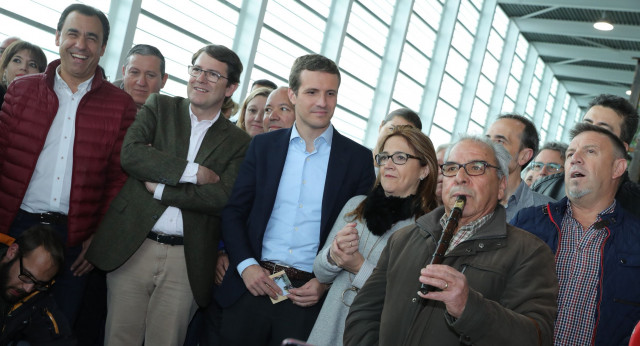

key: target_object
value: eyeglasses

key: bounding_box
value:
[18,255,52,291]
[441,161,500,177]
[187,66,228,83]
[375,152,421,166]
[530,161,563,173]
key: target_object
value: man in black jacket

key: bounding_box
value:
[531,94,640,219]
[0,225,73,345]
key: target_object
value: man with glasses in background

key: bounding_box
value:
[86,44,250,345]
[0,225,74,345]
[344,135,557,345]
[527,142,567,187]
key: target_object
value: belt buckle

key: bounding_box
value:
[154,232,163,243]
[39,212,51,225]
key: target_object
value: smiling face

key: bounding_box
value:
[564,131,626,204]
[0,245,57,304]
[379,135,428,198]
[263,87,295,132]
[288,70,339,138]
[187,52,237,119]
[3,49,41,85]
[243,95,267,137]
[55,11,106,88]
[122,54,167,108]
[442,140,506,226]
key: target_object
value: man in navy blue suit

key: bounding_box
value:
[215,54,375,345]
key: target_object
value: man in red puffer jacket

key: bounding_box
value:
[0,3,136,329]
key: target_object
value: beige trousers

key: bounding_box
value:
[104,238,197,346]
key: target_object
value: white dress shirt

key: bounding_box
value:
[150,106,219,236]
[21,67,93,214]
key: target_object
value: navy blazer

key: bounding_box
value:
[216,126,375,308]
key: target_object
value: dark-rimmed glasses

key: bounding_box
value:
[375,152,421,166]
[18,255,52,291]
[530,161,563,173]
[187,66,228,83]
[441,161,500,177]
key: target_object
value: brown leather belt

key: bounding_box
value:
[259,261,314,282]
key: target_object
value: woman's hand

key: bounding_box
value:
[329,223,364,273]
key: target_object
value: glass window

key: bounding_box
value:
[433,99,457,133]
[476,75,494,104]
[471,98,489,126]
[502,97,515,113]
[338,72,375,119]
[398,43,431,83]
[467,119,484,135]
[457,0,480,34]
[346,2,389,55]
[392,72,424,111]
[429,125,453,148]
[413,1,443,32]
[486,29,504,58]
[481,53,499,81]
[439,74,463,109]
[492,6,509,37]
[445,49,469,83]
[340,37,383,86]
[505,76,519,100]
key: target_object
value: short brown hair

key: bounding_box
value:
[288,54,340,95]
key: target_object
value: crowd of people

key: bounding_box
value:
[0,3,639,346]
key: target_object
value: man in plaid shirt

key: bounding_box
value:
[512,123,640,345]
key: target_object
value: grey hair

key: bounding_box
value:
[444,135,511,180]
[436,143,450,153]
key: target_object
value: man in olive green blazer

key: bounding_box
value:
[86,45,250,345]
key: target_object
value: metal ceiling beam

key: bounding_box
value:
[497,0,640,13]
[550,64,632,84]
[515,18,640,42]
[534,43,638,66]
[562,80,628,96]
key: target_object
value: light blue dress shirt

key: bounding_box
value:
[237,124,333,275]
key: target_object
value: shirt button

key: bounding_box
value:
[294,227,298,231]
[306,158,310,162]
[302,180,306,184]
[299,204,303,208]
[411,298,417,303]
[289,249,292,254]
[478,243,484,249]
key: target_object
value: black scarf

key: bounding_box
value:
[363,185,419,236]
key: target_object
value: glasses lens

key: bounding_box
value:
[392,153,408,165]
[375,154,387,165]
[466,162,486,176]
[441,163,459,176]
[547,163,561,172]
[531,162,543,171]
